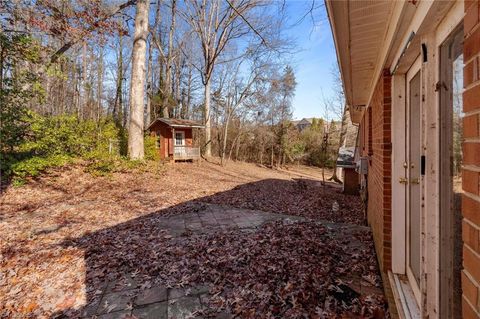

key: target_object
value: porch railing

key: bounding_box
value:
[173,146,200,160]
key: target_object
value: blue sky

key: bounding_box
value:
[284,2,338,120]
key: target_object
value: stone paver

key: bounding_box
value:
[135,286,168,306]
[133,302,168,319]
[89,203,308,318]
[98,290,136,314]
[98,310,132,319]
[168,296,202,319]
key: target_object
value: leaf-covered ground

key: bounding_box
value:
[0,161,386,318]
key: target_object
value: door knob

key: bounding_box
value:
[399,177,408,184]
[411,178,420,184]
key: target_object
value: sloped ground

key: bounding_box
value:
[0,161,386,318]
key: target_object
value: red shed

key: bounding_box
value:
[147,118,204,161]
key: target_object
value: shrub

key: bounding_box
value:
[144,134,160,161]
[85,157,117,176]
[10,154,72,185]
[1,112,163,184]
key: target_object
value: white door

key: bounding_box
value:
[174,131,186,157]
[405,56,422,304]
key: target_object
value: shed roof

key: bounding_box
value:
[147,118,204,130]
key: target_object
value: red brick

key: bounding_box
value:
[465,114,480,138]
[464,84,480,113]
[465,0,479,35]
[366,69,392,274]
[463,169,480,195]
[464,246,480,284]
[464,143,480,166]
[463,271,480,310]
[465,0,477,13]
[464,194,480,226]
[463,296,480,319]
[465,26,480,62]
[464,219,480,254]
[465,57,479,88]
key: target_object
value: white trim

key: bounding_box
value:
[435,8,464,318]
[391,74,407,274]
[389,272,421,319]
[434,0,463,52]
[390,0,434,75]
[420,31,441,318]
[405,56,422,305]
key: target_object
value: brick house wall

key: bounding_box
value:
[361,70,392,273]
[359,70,397,317]
[462,1,480,318]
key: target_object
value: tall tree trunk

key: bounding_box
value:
[114,33,123,124]
[128,0,150,160]
[147,0,161,124]
[0,48,4,92]
[97,47,103,122]
[163,0,176,118]
[174,57,181,118]
[146,38,153,126]
[259,141,264,165]
[221,112,230,165]
[185,67,193,118]
[270,143,274,167]
[204,77,212,156]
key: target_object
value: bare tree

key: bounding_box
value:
[214,58,263,165]
[128,0,150,160]
[180,0,271,156]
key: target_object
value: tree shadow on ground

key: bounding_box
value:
[46,178,382,319]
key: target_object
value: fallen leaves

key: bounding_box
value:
[0,162,384,318]
[201,179,364,224]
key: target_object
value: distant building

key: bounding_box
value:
[295,118,313,131]
[291,118,318,131]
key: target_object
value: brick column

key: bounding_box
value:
[462,1,480,318]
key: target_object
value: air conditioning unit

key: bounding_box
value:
[356,157,369,175]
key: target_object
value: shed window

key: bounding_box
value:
[175,131,185,146]
[156,131,161,149]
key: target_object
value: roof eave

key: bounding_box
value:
[325,0,353,108]
[169,124,205,129]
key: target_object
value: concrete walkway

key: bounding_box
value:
[85,204,306,318]
[85,203,378,319]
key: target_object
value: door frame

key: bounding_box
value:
[438,24,464,319]
[405,56,423,304]
[389,2,464,317]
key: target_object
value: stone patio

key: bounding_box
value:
[82,203,379,318]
